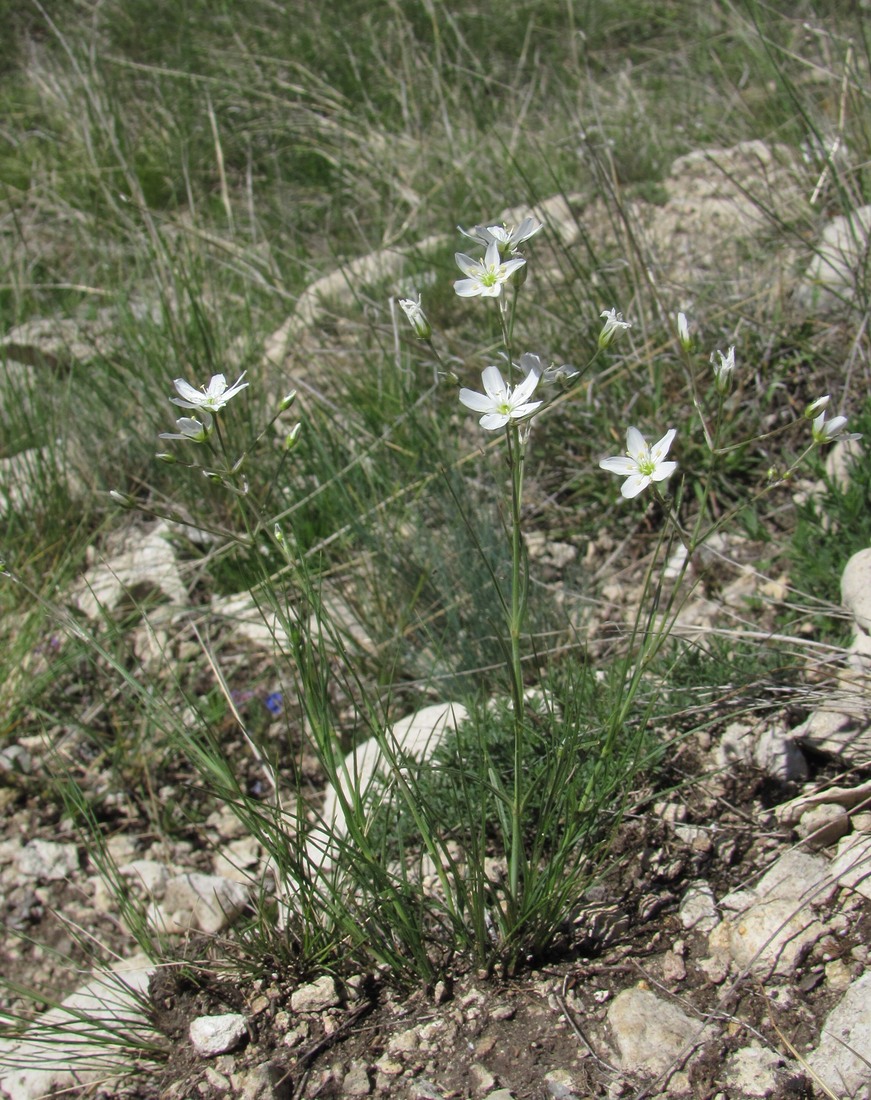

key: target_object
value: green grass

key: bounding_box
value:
[1,0,870,1071]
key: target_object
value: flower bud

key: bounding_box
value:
[398,295,432,340]
[711,346,735,395]
[155,452,177,464]
[279,390,297,412]
[109,490,135,508]
[598,308,632,350]
[805,395,830,419]
[677,312,692,351]
[284,423,302,451]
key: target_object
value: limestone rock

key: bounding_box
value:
[797,204,871,314]
[679,883,719,933]
[727,897,825,977]
[71,520,186,620]
[0,955,156,1100]
[795,803,850,849]
[790,700,871,766]
[723,1043,791,1098]
[304,701,468,875]
[829,833,871,902]
[190,1013,247,1056]
[290,976,341,1014]
[842,548,871,633]
[15,839,79,882]
[806,972,871,1098]
[607,986,698,1075]
[155,872,249,934]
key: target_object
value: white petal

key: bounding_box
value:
[459,389,494,412]
[510,400,542,419]
[454,279,482,297]
[621,474,650,498]
[600,456,637,475]
[824,415,848,438]
[484,239,501,269]
[173,378,205,403]
[512,366,541,405]
[481,365,508,402]
[625,427,647,459]
[205,374,228,396]
[480,412,509,430]
[454,252,480,276]
[651,461,677,482]
[502,257,526,278]
[650,428,677,461]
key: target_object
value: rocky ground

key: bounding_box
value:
[3,141,871,1099]
[2,529,871,1100]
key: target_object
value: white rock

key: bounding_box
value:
[607,987,698,1075]
[806,972,871,1098]
[842,548,871,633]
[343,1061,373,1095]
[727,897,825,977]
[679,883,719,932]
[829,833,871,902]
[796,803,850,849]
[0,954,156,1100]
[758,848,835,903]
[71,520,186,620]
[792,702,871,764]
[155,872,249,934]
[15,839,79,881]
[723,1043,789,1098]
[290,976,341,1013]
[189,1013,247,1056]
[717,720,807,781]
[798,204,871,313]
[304,701,468,875]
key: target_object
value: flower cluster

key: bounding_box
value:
[453,216,542,299]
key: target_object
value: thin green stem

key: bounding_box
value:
[504,423,527,914]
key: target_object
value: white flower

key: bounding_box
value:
[159,414,213,443]
[598,308,632,349]
[458,216,544,255]
[811,410,860,445]
[711,346,735,393]
[398,294,432,339]
[459,364,543,430]
[170,372,249,413]
[599,426,678,499]
[454,239,526,298]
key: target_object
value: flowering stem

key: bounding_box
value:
[505,422,527,915]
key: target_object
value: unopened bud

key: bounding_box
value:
[677,312,692,352]
[711,346,735,395]
[805,395,830,419]
[284,423,302,451]
[155,452,177,464]
[109,490,135,508]
[279,390,297,412]
[598,308,632,350]
[398,295,432,340]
